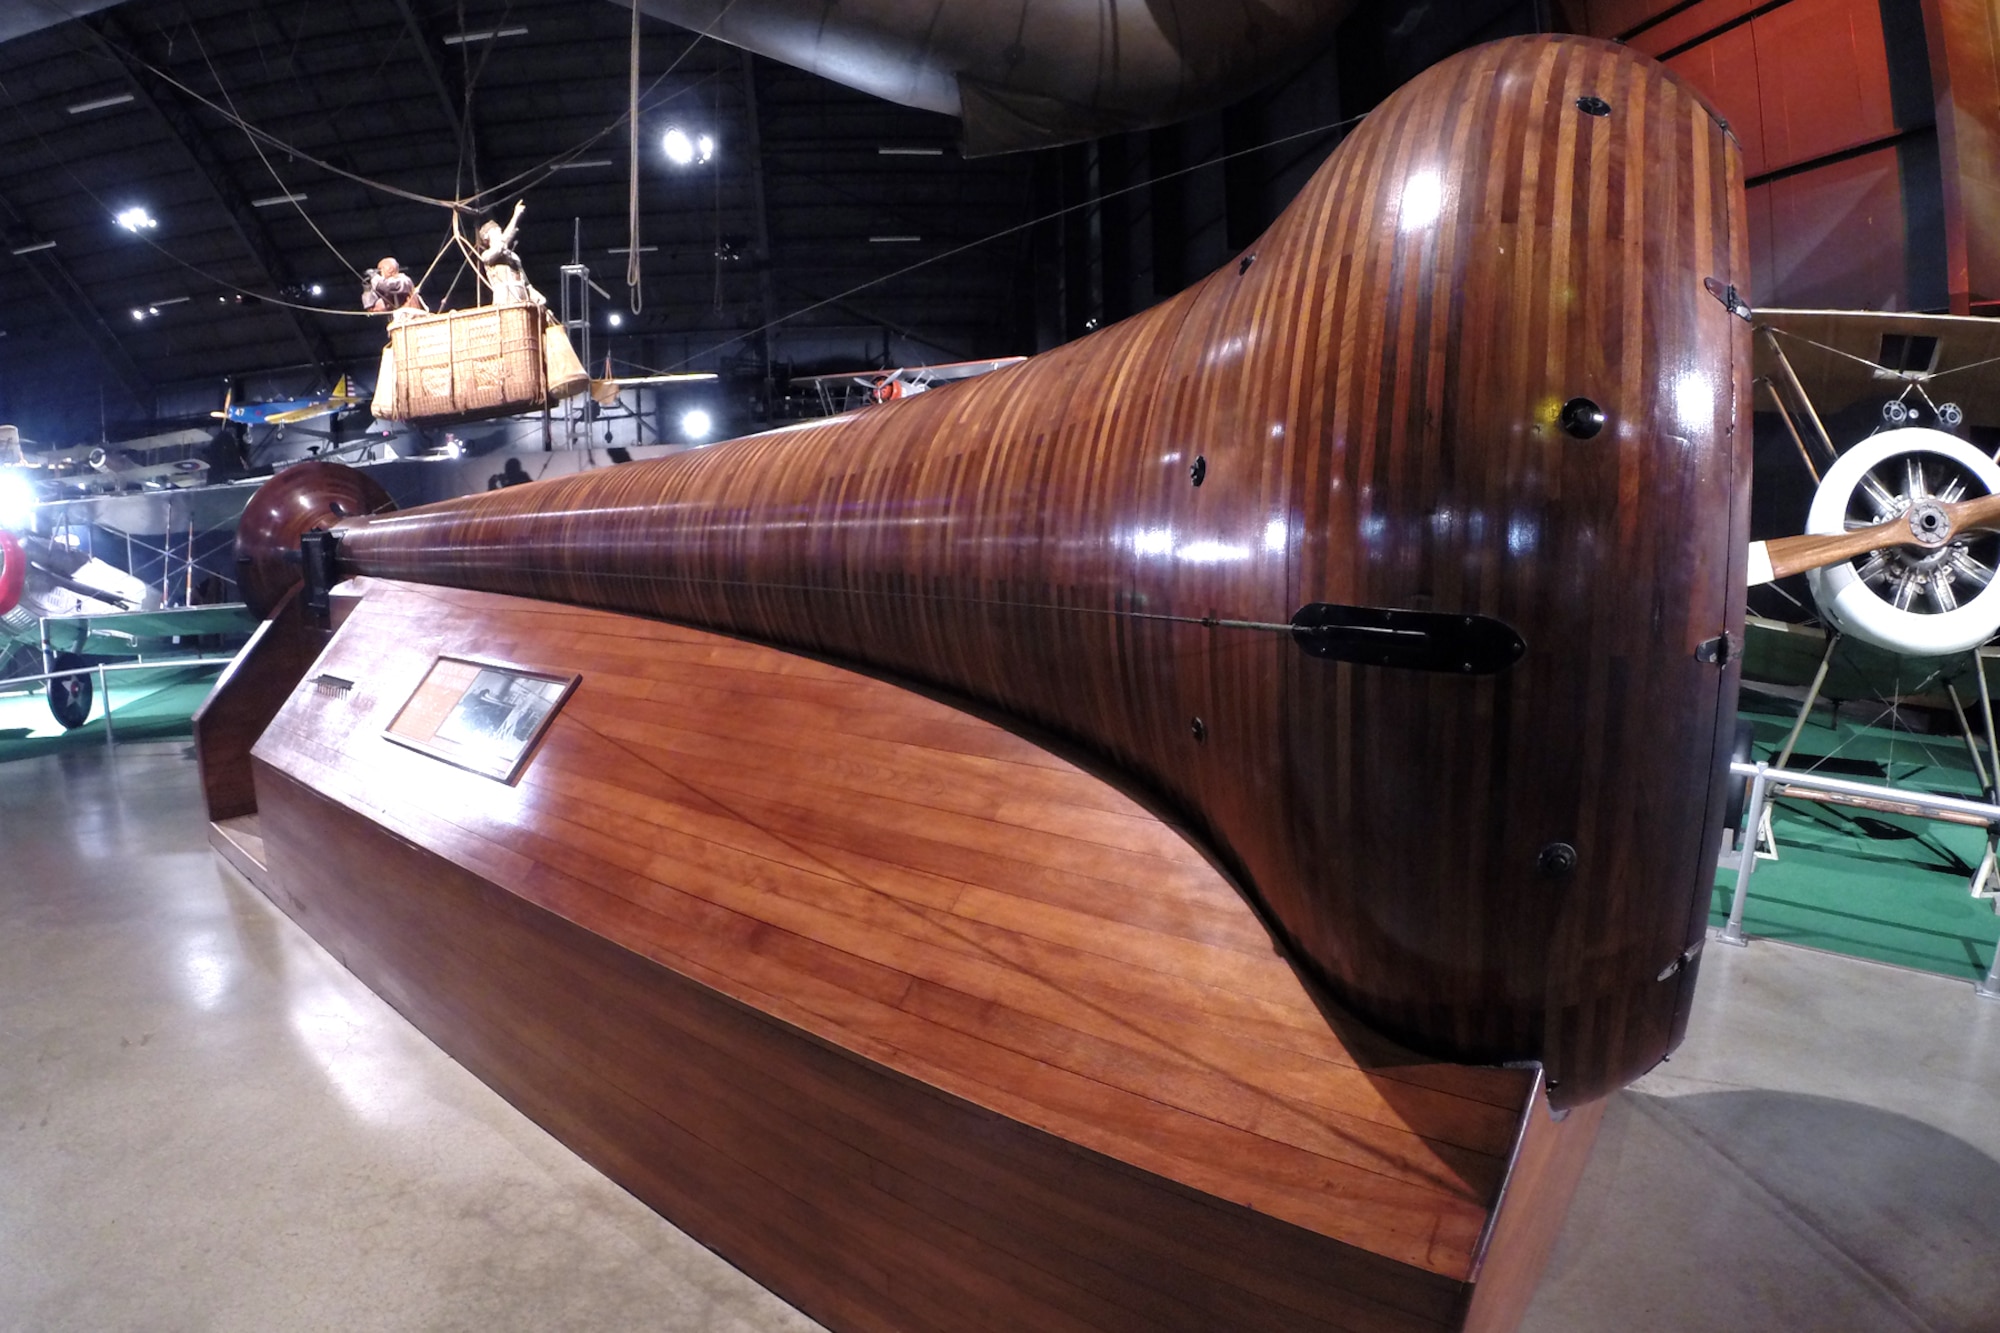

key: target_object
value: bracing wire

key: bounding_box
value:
[34,0,1350,367]
[17,1,734,322]
[71,6,734,216]
[183,19,361,280]
[627,111,1368,378]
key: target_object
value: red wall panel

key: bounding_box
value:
[1761,148,1913,308]
[1746,182,1776,306]
[1663,0,1897,181]
[1629,0,1767,57]
[1754,0,1898,171]
[1581,0,1678,39]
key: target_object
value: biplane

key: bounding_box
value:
[1737,307,2000,901]
[792,355,1025,415]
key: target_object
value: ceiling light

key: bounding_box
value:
[877,146,945,156]
[115,207,157,232]
[551,159,614,171]
[662,127,715,167]
[310,284,323,297]
[608,313,623,327]
[250,192,308,207]
[66,93,134,115]
[681,409,712,441]
[869,235,921,243]
[442,26,527,44]
[8,240,55,255]
[130,308,146,321]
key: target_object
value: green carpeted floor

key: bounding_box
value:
[0,666,221,763]
[1718,695,2000,984]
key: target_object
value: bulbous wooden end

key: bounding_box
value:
[234,462,393,619]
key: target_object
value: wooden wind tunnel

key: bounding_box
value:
[194,36,1750,1333]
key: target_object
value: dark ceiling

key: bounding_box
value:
[0,0,1055,440]
[0,0,1543,445]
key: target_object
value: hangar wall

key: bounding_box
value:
[1568,0,2000,315]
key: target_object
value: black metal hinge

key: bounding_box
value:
[1703,276,1753,322]
[300,527,341,623]
[1291,603,1526,674]
[1695,632,1740,665]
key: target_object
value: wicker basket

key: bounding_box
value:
[389,305,548,424]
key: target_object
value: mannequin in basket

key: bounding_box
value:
[477,202,545,307]
[478,201,588,400]
[362,257,428,419]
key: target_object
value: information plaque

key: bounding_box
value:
[384,655,579,782]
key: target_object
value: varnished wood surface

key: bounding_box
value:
[285,36,1748,1106]
[233,462,394,618]
[190,586,318,822]
[247,580,1594,1331]
[1460,1095,1606,1333]
[207,813,269,892]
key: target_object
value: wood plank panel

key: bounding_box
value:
[250,36,1750,1108]
[189,585,317,821]
[247,579,1596,1331]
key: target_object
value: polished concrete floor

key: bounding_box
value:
[3,738,1996,1331]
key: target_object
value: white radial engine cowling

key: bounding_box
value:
[1807,427,2000,655]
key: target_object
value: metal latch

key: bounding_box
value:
[1291,603,1526,674]
[1695,632,1740,665]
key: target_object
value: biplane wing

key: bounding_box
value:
[791,356,1027,390]
[1754,309,2000,427]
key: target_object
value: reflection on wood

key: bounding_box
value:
[278,35,1750,1105]
[248,579,1600,1332]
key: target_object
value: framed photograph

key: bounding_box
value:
[384,654,579,783]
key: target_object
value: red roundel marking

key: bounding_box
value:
[0,530,22,617]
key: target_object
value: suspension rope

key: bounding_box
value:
[626,0,644,312]
[618,110,1369,377]
[186,21,361,279]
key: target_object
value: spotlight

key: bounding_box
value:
[662,127,715,167]
[608,312,623,327]
[310,284,323,297]
[0,470,38,529]
[115,206,157,232]
[681,409,713,441]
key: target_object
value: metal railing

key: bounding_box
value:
[1722,759,2000,999]
[0,657,225,746]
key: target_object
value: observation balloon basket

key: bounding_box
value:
[374,304,587,426]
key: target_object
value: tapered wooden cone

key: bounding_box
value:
[240,35,1750,1107]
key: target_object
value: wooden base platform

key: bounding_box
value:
[205,580,1600,1332]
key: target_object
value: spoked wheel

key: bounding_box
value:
[47,654,92,730]
[1806,428,2000,655]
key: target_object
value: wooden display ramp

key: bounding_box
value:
[194,579,1601,1333]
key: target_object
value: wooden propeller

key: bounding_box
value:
[1748,490,2000,585]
